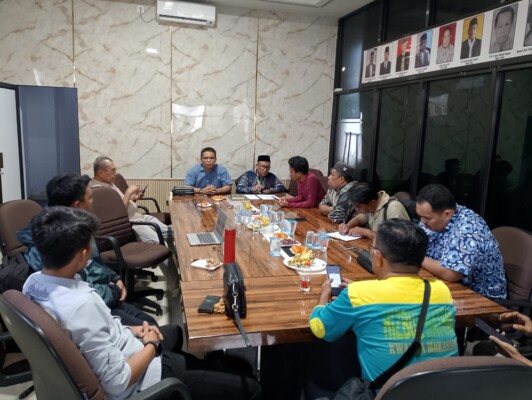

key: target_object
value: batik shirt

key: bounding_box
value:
[310,277,458,381]
[235,170,286,194]
[420,205,507,300]
[320,181,358,224]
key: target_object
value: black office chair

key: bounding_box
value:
[376,356,532,400]
[0,290,191,400]
[91,186,171,316]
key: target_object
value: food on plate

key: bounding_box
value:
[288,246,315,267]
[242,200,252,210]
[212,195,224,201]
[252,215,270,227]
[291,245,304,254]
[273,232,288,239]
[205,258,222,270]
[197,201,212,207]
[280,237,299,246]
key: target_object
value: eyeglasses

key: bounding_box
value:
[100,168,117,174]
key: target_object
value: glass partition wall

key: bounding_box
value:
[331,0,532,230]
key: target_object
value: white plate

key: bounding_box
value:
[191,259,223,271]
[283,258,326,273]
[197,202,213,208]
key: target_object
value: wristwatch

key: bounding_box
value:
[145,340,162,357]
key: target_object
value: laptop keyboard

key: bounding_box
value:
[197,233,216,244]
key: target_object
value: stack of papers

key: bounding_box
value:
[328,232,362,241]
[244,194,280,200]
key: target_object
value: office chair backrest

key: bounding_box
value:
[0,290,104,400]
[492,226,532,300]
[0,200,43,256]
[376,356,532,400]
[91,186,136,249]
[113,173,129,194]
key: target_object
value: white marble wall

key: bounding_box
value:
[0,0,337,180]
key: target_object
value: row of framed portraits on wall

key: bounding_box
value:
[361,0,532,84]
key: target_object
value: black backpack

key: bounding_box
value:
[383,197,419,222]
[0,253,31,293]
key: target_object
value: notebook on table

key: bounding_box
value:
[186,210,228,246]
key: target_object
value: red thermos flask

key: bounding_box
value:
[223,228,236,263]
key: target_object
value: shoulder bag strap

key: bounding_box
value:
[231,284,252,348]
[370,279,431,390]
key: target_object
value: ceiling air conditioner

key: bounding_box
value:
[157,1,216,27]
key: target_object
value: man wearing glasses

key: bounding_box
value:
[235,155,286,194]
[184,147,232,195]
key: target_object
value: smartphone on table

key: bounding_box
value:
[475,318,514,345]
[326,265,343,297]
[198,295,220,314]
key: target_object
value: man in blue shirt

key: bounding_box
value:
[184,147,232,195]
[236,155,286,194]
[310,219,458,389]
[416,184,507,300]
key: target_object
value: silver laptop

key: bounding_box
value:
[186,209,228,246]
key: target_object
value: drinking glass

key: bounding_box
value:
[319,233,330,252]
[299,275,311,292]
[260,204,272,216]
[281,219,291,236]
[270,237,281,256]
[305,231,315,247]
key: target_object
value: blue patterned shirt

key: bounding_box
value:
[420,205,507,300]
[235,170,286,194]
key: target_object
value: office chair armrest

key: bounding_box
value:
[94,235,127,277]
[0,331,13,342]
[130,221,165,245]
[137,205,151,215]
[129,377,191,400]
[138,197,162,212]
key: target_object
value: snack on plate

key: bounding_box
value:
[242,200,253,210]
[273,232,288,239]
[280,237,299,246]
[288,246,315,267]
[205,258,222,270]
[197,201,212,207]
[213,298,225,314]
[212,195,224,201]
[253,215,270,227]
[291,245,304,254]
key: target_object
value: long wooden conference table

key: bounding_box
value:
[170,195,506,353]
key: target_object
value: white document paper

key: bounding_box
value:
[244,194,259,199]
[328,232,363,241]
[257,194,279,200]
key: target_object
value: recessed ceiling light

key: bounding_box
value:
[258,0,333,8]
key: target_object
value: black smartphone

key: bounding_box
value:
[140,184,148,194]
[326,265,343,297]
[475,318,514,345]
[198,295,220,314]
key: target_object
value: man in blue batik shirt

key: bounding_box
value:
[184,147,232,195]
[236,155,286,194]
[416,184,507,300]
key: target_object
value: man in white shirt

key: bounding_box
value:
[23,207,261,400]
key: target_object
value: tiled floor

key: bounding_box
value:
[0,267,179,400]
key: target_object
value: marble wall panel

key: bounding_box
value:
[256,13,337,177]
[171,8,258,180]
[75,0,172,178]
[0,0,73,86]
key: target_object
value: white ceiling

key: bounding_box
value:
[192,0,371,19]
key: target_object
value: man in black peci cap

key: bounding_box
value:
[319,162,358,224]
[236,155,287,194]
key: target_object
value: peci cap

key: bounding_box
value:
[257,155,271,162]
[332,162,355,180]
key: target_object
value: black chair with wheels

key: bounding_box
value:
[91,186,171,316]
